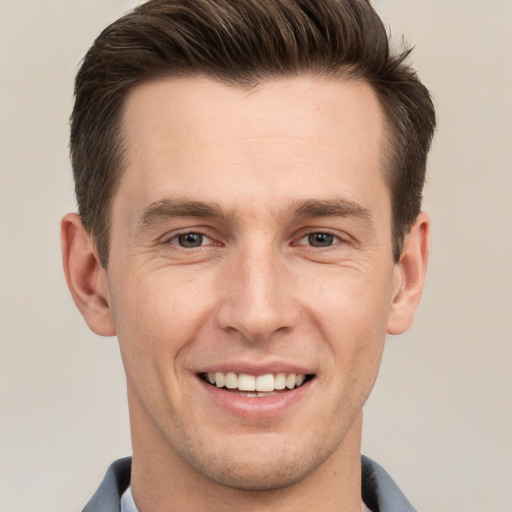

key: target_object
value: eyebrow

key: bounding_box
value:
[137,198,227,227]
[290,198,373,224]
[136,196,373,229]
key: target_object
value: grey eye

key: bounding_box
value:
[307,233,335,247]
[177,232,204,248]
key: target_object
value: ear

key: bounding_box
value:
[61,213,116,336]
[387,212,430,335]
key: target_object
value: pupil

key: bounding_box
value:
[308,233,334,247]
[178,233,203,247]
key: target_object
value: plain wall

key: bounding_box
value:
[1,1,511,510]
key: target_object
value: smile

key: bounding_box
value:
[200,372,311,396]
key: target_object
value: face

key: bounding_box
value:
[105,76,403,490]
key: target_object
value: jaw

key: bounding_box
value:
[127,367,363,484]
[129,385,365,511]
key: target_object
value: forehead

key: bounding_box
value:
[115,75,389,222]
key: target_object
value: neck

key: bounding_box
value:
[129,395,364,512]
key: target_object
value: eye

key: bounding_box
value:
[301,232,338,248]
[171,232,212,248]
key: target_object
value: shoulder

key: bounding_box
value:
[82,457,132,512]
[361,456,417,512]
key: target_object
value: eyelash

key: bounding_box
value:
[164,229,344,250]
[165,230,215,248]
[296,231,344,249]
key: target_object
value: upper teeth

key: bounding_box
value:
[207,372,306,392]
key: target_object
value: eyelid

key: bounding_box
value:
[295,230,344,245]
[164,228,215,246]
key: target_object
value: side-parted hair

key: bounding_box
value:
[71,0,436,266]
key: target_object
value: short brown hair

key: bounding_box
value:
[71,0,435,266]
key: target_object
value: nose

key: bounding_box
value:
[216,245,300,343]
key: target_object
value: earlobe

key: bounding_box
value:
[386,212,430,335]
[61,213,116,336]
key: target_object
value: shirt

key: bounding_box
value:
[84,455,417,512]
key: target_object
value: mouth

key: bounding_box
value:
[199,371,314,397]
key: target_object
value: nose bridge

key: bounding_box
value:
[217,238,298,342]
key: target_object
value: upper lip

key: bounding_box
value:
[195,360,314,376]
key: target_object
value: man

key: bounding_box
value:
[61,0,435,510]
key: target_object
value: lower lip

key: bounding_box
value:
[197,377,313,419]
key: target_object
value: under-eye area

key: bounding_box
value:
[200,372,314,396]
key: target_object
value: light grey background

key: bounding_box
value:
[1,1,511,511]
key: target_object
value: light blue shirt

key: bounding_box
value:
[120,486,139,512]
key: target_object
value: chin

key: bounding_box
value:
[177,432,337,491]
[196,453,314,491]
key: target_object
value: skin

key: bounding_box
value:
[62,76,429,512]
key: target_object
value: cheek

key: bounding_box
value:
[111,270,217,384]
[304,266,392,387]
[115,266,212,332]
[303,263,394,335]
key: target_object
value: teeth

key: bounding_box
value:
[225,372,238,389]
[238,373,256,391]
[215,372,225,388]
[204,372,307,392]
[274,373,286,390]
[285,374,296,389]
[256,374,274,392]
